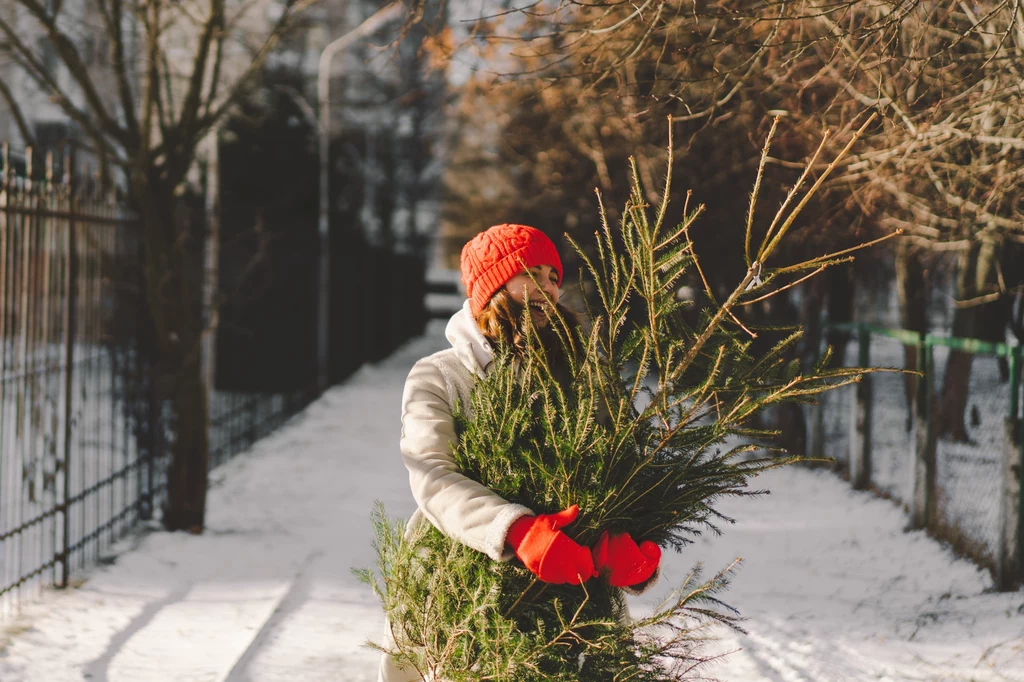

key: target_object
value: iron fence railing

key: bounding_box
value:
[0,141,430,616]
[809,321,1023,590]
[209,390,310,470]
[0,146,147,615]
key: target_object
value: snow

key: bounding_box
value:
[637,467,1024,681]
[0,320,1022,682]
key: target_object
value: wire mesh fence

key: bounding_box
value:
[812,321,1023,589]
[929,343,1013,574]
[61,186,144,580]
[864,332,916,504]
[811,340,855,472]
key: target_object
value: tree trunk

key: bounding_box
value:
[824,263,854,363]
[767,288,806,455]
[165,346,209,531]
[895,240,928,426]
[135,174,211,532]
[936,350,974,441]
[1005,243,1023,345]
[935,239,1002,442]
[799,276,825,368]
[1013,292,1024,346]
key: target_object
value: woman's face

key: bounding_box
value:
[504,265,560,328]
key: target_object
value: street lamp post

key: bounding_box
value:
[201,128,220,426]
[316,2,403,393]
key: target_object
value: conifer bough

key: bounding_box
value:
[360,115,896,681]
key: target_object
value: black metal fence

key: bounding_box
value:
[0,146,145,613]
[208,391,312,470]
[0,142,431,614]
[329,232,429,381]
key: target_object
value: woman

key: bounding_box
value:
[379,224,661,682]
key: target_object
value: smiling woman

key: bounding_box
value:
[467,227,581,384]
[376,223,660,681]
[502,264,561,328]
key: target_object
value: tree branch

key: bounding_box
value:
[137,0,162,173]
[193,0,323,136]
[201,11,227,122]
[175,0,226,148]
[0,20,120,160]
[0,76,38,148]
[13,0,130,147]
[96,0,141,145]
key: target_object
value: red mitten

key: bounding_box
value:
[506,505,597,585]
[592,531,661,588]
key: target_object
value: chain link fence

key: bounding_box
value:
[864,332,916,503]
[813,341,855,475]
[810,322,1023,590]
[929,340,1016,576]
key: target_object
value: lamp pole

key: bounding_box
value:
[201,127,220,424]
[316,2,403,393]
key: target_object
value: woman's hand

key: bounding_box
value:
[591,531,661,588]
[506,505,597,585]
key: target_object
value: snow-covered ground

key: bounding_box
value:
[0,321,1021,682]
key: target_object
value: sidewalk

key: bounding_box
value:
[0,321,1021,682]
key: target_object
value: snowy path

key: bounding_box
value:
[637,468,1024,681]
[0,322,1021,682]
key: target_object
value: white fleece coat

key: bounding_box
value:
[379,301,533,682]
[379,301,653,682]
[400,299,533,561]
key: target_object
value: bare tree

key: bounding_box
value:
[817,3,1024,439]
[0,0,317,530]
[435,1,1023,237]
[435,0,1024,440]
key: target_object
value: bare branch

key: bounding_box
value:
[96,0,141,143]
[13,0,129,146]
[0,77,38,148]
[192,0,322,141]
[0,19,120,159]
[175,0,227,148]
[201,11,228,122]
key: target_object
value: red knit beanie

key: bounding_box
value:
[460,224,563,316]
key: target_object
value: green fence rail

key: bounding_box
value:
[812,322,1023,590]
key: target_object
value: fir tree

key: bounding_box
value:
[359,116,896,681]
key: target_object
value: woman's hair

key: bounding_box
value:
[475,289,582,384]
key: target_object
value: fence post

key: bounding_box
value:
[1018,347,1024,584]
[924,341,937,525]
[1010,345,1024,587]
[139,239,157,522]
[809,322,825,461]
[0,148,10,590]
[59,148,78,588]
[200,131,219,436]
[850,324,872,489]
[909,336,932,529]
[995,348,1019,589]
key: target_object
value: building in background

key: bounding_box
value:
[0,0,133,160]
[324,0,446,258]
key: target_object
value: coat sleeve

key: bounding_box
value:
[400,357,532,561]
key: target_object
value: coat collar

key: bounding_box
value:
[445,299,493,379]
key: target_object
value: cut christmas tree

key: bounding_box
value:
[360,116,896,681]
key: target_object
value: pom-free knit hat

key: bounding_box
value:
[460,224,563,316]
